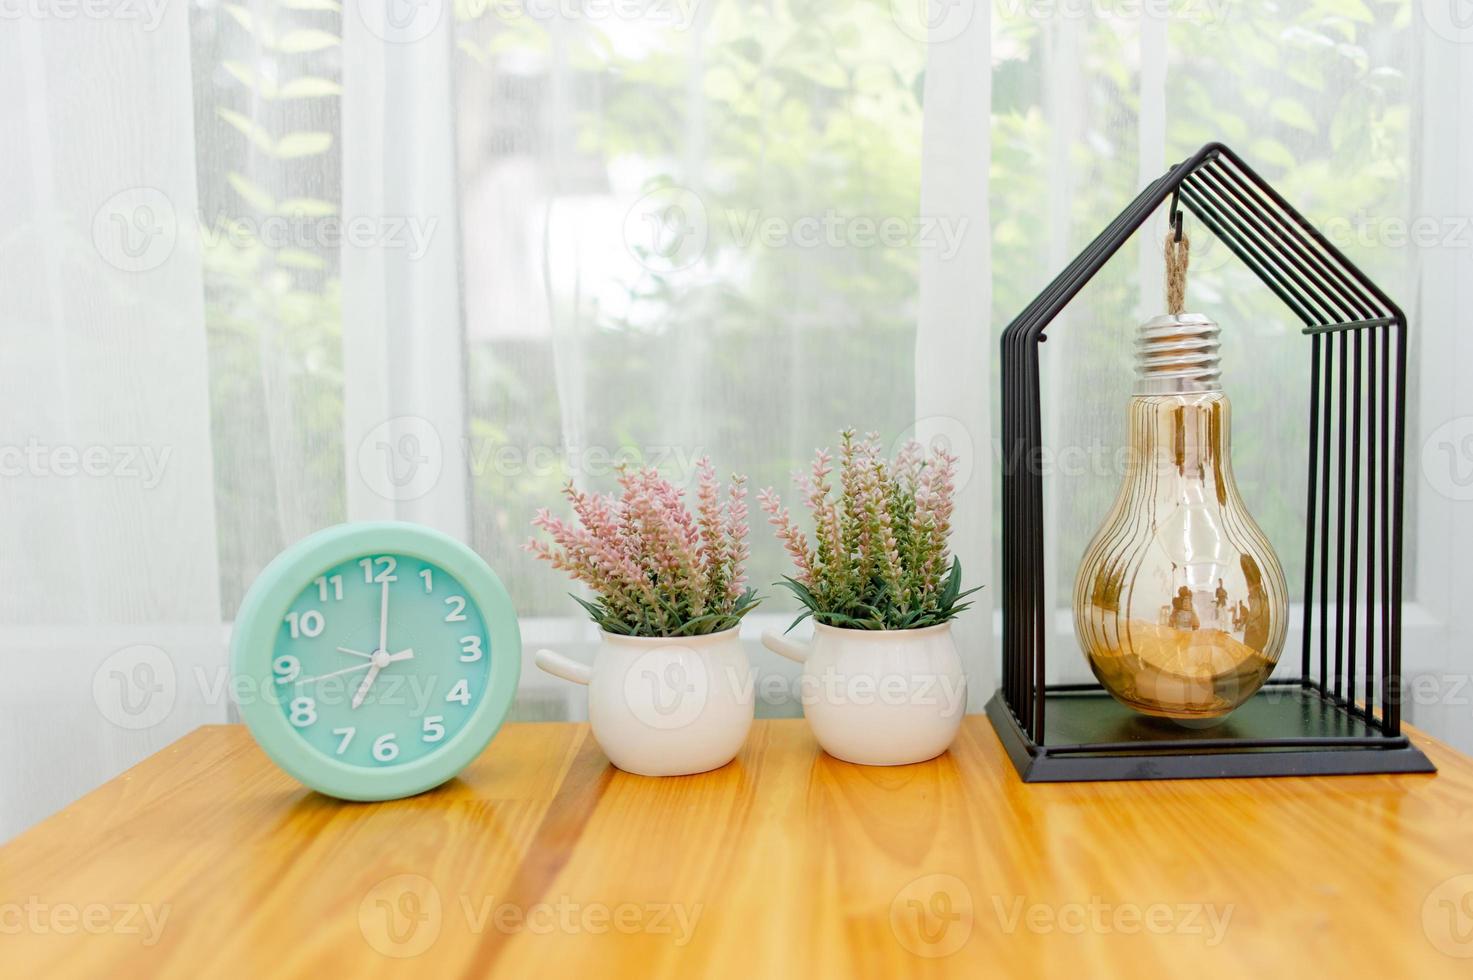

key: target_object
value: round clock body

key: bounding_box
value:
[231,522,521,800]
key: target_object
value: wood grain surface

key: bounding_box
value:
[3,717,1473,978]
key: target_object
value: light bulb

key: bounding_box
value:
[1073,313,1289,720]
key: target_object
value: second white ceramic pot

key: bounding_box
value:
[762,622,966,766]
[535,627,753,777]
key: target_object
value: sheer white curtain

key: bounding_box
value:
[450,4,982,707]
[3,0,1471,841]
[1411,11,1473,750]
[1,12,224,839]
[917,8,996,712]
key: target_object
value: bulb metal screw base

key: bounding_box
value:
[1135,312,1221,395]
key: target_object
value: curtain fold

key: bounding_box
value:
[341,6,470,537]
[1408,12,1473,747]
[916,9,996,710]
[0,14,225,841]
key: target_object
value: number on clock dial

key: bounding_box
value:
[272,554,491,767]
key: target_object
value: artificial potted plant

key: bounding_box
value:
[527,459,760,776]
[760,431,978,765]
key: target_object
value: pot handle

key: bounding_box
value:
[534,649,593,685]
[761,630,811,664]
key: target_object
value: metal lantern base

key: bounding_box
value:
[986,682,1435,783]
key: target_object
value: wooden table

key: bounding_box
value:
[4,717,1473,977]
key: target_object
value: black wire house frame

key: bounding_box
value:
[986,142,1436,782]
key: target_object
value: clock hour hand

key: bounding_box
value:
[351,664,382,709]
[349,649,414,709]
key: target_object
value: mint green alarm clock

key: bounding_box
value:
[231,522,521,801]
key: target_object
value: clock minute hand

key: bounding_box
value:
[379,578,389,656]
[353,578,395,711]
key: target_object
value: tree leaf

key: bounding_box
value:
[1270,98,1316,135]
[272,132,333,159]
[277,76,342,99]
[276,197,337,217]
[457,38,488,65]
[275,247,325,270]
[216,108,274,154]
[223,3,261,39]
[221,60,258,91]
[226,171,276,212]
[276,29,340,54]
[1249,137,1296,171]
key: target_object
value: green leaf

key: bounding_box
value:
[776,576,821,610]
[226,172,276,212]
[276,29,340,54]
[275,248,325,270]
[952,585,985,604]
[570,594,625,632]
[277,76,342,99]
[276,197,337,217]
[783,609,814,633]
[1269,98,1317,135]
[272,132,333,158]
[677,612,740,635]
[216,108,274,154]
[940,556,962,607]
[458,38,488,65]
[221,60,258,91]
[223,3,261,39]
[1249,137,1296,171]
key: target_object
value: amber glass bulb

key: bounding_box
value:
[1073,313,1288,720]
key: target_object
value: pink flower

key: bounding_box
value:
[526,460,755,637]
[759,487,815,587]
[724,475,751,600]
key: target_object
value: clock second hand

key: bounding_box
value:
[300,649,414,688]
[297,662,372,685]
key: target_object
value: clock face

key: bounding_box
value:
[232,523,520,801]
[272,554,491,770]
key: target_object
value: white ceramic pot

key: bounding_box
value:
[534,627,753,777]
[762,622,966,766]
